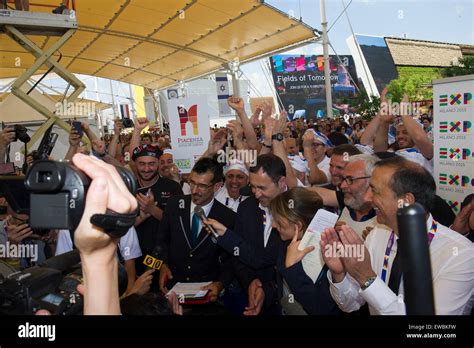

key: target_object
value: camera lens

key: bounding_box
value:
[38,171,53,183]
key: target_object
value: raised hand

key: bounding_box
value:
[0,127,16,148]
[135,118,148,131]
[136,189,157,215]
[227,96,245,113]
[69,127,81,147]
[285,229,315,268]
[320,227,346,279]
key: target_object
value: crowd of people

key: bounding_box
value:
[0,94,472,316]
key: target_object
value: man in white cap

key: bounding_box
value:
[214,159,249,212]
[302,129,333,186]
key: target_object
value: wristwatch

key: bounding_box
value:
[271,133,284,141]
[360,276,377,291]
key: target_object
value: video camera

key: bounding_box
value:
[24,160,137,235]
[0,250,83,315]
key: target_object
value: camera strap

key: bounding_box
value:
[90,208,139,238]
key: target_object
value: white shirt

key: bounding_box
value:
[190,199,214,238]
[327,214,474,315]
[55,227,142,261]
[214,186,248,213]
[338,207,389,238]
[396,148,434,175]
[259,203,273,248]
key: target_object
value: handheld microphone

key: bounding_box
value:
[194,206,219,239]
[143,246,164,271]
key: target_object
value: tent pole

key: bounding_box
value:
[320,0,333,118]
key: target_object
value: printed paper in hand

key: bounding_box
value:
[167,281,212,299]
[298,209,339,283]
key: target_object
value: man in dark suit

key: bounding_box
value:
[156,157,235,302]
[211,154,288,315]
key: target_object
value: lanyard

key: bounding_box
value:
[381,219,438,283]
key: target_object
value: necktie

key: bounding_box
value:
[191,213,200,246]
[388,241,403,294]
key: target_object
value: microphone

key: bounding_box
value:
[143,246,164,271]
[194,206,219,239]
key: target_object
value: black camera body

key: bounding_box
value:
[122,118,134,128]
[13,125,30,143]
[25,160,137,232]
[0,266,83,315]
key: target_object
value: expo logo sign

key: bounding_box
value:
[439,173,474,187]
[439,148,473,161]
[439,121,471,133]
[439,93,471,106]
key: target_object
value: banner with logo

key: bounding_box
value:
[433,75,473,214]
[167,96,211,173]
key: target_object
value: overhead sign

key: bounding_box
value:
[269,54,358,119]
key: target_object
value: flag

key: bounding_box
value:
[439,122,447,132]
[439,173,447,185]
[215,73,231,116]
[439,95,448,106]
[440,148,447,159]
[120,104,131,119]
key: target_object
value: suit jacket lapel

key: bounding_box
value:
[179,195,193,249]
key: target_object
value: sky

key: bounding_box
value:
[241,0,474,97]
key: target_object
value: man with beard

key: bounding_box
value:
[132,144,183,276]
[322,158,474,315]
[310,154,385,238]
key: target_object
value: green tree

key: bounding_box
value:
[442,56,474,77]
[386,67,440,103]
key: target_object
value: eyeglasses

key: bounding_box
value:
[341,175,371,185]
[189,180,214,191]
